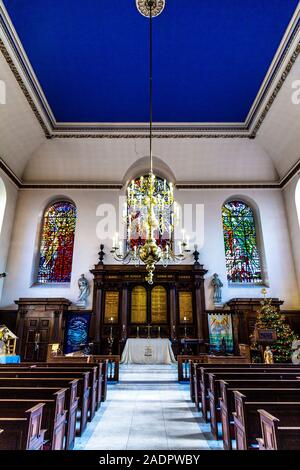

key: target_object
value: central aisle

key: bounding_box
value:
[75,365,223,450]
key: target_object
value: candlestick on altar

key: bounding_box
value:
[158,326,161,338]
[110,317,114,339]
[137,326,139,338]
[147,324,152,339]
[184,316,187,339]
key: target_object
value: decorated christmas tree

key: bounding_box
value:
[251,296,298,363]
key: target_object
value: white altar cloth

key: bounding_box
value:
[121,338,176,365]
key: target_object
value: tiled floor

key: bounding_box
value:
[74,365,223,450]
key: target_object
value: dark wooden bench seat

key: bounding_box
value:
[233,389,300,450]
[0,392,67,450]
[0,402,45,450]
[189,362,300,401]
[1,360,107,405]
[258,409,300,450]
[218,379,300,449]
[199,369,300,421]
[191,363,300,406]
[208,373,300,441]
[0,369,95,425]
[27,362,104,410]
[0,386,78,450]
[0,376,86,436]
[193,364,300,415]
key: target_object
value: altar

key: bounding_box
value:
[121,338,176,365]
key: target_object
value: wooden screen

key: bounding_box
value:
[131,286,147,324]
[104,291,119,323]
[179,291,193,323]
[151,286,167,323]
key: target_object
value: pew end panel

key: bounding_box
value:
[0,403,45,450]
[258,409,280,450]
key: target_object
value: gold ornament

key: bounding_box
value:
[263,346,274,364]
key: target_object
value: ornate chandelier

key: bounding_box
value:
[111,0,190,284]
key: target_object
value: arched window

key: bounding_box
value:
[0,178,6,237]
[222,200,262,284]
[127,175,172,249]
[295,179,300,228]
[37,200,77,284]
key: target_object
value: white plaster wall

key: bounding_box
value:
[1,186,299,310]
[283,175,300,294]
[23,138,277,184]
[0,169,18,301]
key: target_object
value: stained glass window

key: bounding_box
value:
[37,201,77,283]
[222,200,262,284]
[127,175,172,249]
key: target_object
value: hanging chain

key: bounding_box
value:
[149,2,153,174]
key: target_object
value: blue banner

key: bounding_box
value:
[64,313,91,354]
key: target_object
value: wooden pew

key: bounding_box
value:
[0,392,67,450]
[1,362,104,409]
[218,379,300,450]
[192,362,300,411]
[25,367,97,421]
[0,403,45,450]
[0,376,86,436]
[0,386,78,450]
[98,359,108,402]
[0,360,108,404]
[198,367,300,421]
[233,389,300,450]
[0,371,91,423]
[29,362,104,410]
[258,409,300,450]
[208,372,300,440]
[0,368,96,423]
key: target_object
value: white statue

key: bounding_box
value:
[291,339,300,365]
[211,273,223,306]
[76,274,90,309]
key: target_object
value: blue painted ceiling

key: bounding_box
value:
[3,0,299,123]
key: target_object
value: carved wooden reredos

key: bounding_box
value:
[89,262,208,354]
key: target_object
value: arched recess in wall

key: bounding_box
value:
[221,197,267,285]
[122,156,176,187]
[295,179,300,228]
[0,177,6,238]
[36,199,77,284]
